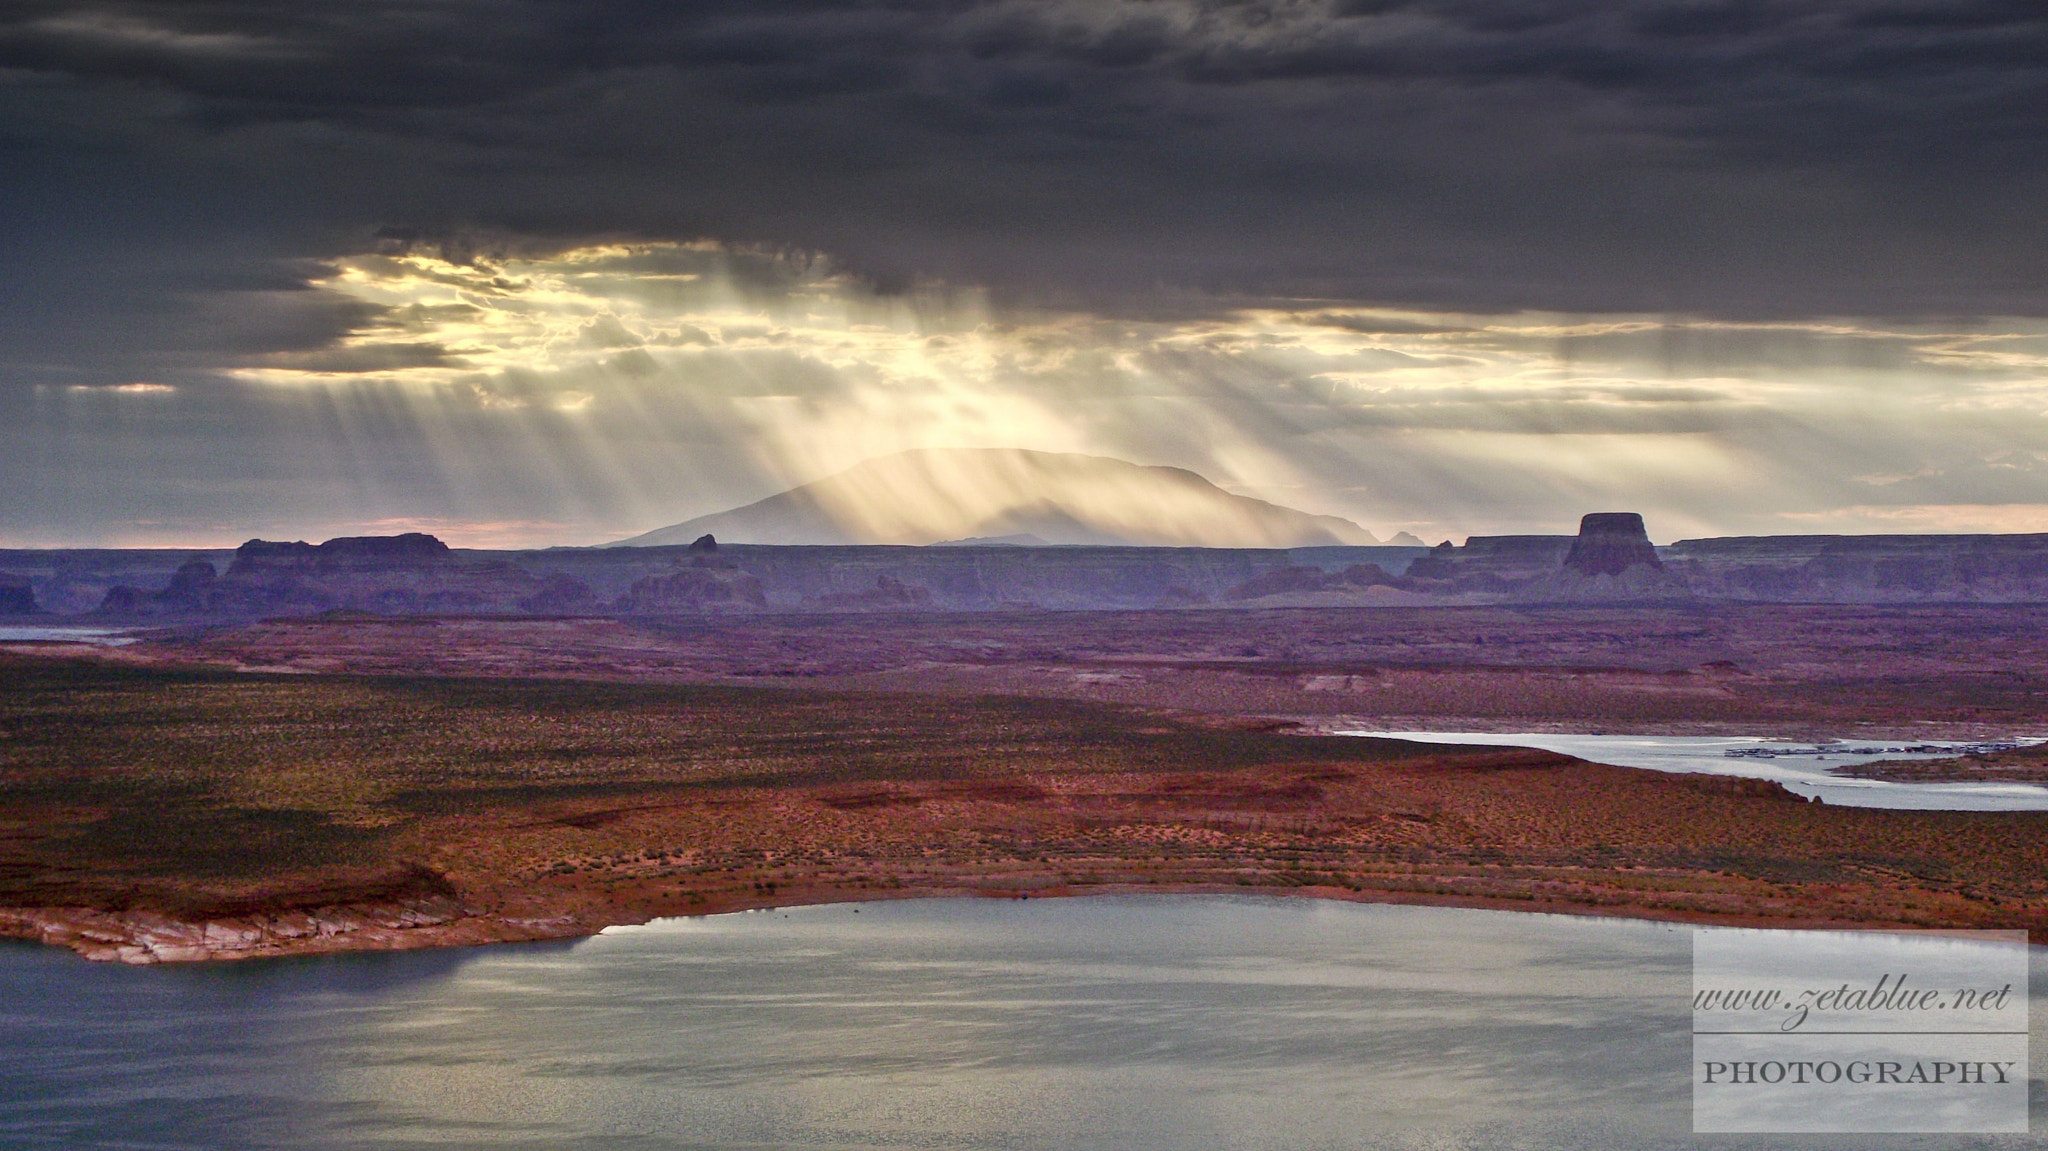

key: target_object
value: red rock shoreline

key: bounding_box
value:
[6,655,2044,966]
[9,874,2034,966]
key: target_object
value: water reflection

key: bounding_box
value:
[0,898,2038,1149]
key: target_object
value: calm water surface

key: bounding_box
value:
[2,896,2040,1150]
[0,626,137,646]
[1348,731,2048,811]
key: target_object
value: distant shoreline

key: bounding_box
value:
[1831,745,2048,786]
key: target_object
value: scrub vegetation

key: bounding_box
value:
[3,655,2043,961]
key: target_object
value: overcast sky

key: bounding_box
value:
[3,0,2045,546]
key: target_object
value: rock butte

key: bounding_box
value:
[1563,512,1663,577]
[16,510,2048,624]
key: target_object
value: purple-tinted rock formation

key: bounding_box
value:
[0,572,37,614]
[153,560,218,611]
[1224,563,1405,601]
[618,566,767,612]
[517,573,596,614]
[1661,533,2048,602]
[228,533,451,577]
[1460,535,1577,578]
[815,574,933,609]
[1403,541,1461,580]
[1562,513,1662,576]
[1226,566,1331,600]
[93,586,145,615]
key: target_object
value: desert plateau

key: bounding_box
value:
[5,512,2046,965]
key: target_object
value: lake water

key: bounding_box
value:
[1346,731,2048,811]
[2,896,2039,1150]
[0,626,137,646]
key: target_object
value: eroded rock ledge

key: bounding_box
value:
[0,864,595,964]
[0,899,588,964]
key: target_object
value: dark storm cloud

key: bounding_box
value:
[2,0,2045,387]
[5,1,2048,547]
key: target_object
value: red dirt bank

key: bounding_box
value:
[3,657,2042,964]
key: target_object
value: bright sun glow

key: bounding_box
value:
[29,241,2048,548]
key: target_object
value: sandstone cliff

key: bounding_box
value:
[30,519,2048,623]
[1664,533,2048,602]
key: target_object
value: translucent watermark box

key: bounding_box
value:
[1693,928,2028,1133]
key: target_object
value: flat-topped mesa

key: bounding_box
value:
[316,533,452,568]
[1562,513,1662,577]
[228,533,452,576]
[1456,535,1576,580]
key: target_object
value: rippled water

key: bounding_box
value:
[1347,731,2048,811]
[3,897,2040,1150]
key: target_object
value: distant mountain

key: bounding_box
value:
[614,449,1381,548]
[931,534,1050,547]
